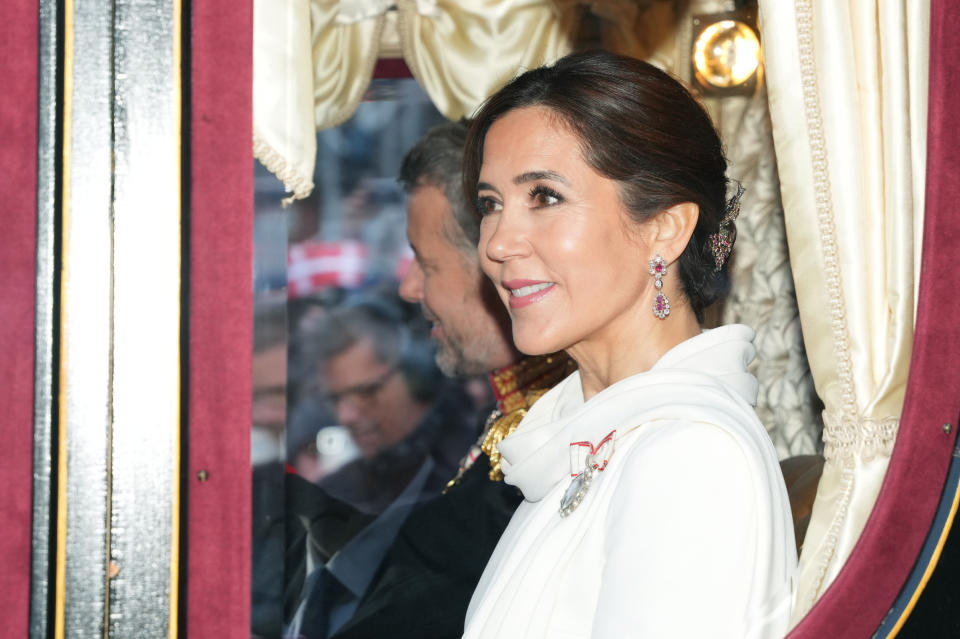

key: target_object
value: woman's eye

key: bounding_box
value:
[476,196,502,215]
[530,186,562,207]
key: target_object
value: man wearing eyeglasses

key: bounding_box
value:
[313,302,475,516]
[287,301,477,638]
[322,335,420,462]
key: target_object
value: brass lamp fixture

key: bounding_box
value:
[691,8,762,96]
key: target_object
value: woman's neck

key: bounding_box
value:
[568,307,701,401]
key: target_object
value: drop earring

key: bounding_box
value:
[649,254,670,319]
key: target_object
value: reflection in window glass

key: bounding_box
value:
[252,79,494,639]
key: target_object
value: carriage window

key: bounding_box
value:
[251,78,491,638]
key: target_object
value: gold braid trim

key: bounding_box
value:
[445,354,575,491]
[481,388,550,481]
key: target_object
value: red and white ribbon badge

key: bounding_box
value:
[568,430,616,477]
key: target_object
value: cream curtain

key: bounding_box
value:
[396,0,574,120]
[253,0,318,201]
[253,0,689,201]
[254,0,386,201]
[254,0,580,201]
[758,0,929,621]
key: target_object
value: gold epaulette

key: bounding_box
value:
[481,388,549,481]
[445,353,576,491]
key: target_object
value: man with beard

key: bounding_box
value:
[325,121,574,639]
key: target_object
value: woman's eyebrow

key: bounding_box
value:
[477,181,499,193]
[513,170,569,186]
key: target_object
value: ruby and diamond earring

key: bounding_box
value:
[649,254,670,319]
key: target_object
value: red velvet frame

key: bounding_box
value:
[2,0,957,634]
[185,0,254,634]
[0,0,255,631]
[788,0,960,635]
[0,0,39,635]
[0,0,256,630]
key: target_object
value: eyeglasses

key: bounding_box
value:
[323,365,399,408]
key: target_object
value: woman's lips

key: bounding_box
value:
[502,279,555,309]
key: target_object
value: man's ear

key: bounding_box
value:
[646,202,699,263]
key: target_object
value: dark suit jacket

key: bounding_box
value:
[328,453,522,639]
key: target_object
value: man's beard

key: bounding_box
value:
[434,331,490,378]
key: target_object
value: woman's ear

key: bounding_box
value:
[648,202,699,262]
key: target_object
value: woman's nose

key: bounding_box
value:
[482,211,529,263]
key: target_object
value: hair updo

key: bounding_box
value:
[463,50,734,321]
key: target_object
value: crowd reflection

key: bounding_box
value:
[252,81,493,639]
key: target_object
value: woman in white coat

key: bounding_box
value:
[461,50,797,638]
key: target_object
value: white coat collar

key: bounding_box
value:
[498,325,760,501]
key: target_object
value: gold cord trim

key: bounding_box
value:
[55,0,75,632]
[445,354,575,490]
[481,388,550,481]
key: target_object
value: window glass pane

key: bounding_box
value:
[252,78,493,639]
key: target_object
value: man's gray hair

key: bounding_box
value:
[310,304,407,366]
[398,119,477,254]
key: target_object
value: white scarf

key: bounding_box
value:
[465,325,796,638]
[499,324,764,501]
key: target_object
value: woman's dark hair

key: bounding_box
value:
[463,50,733,321]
